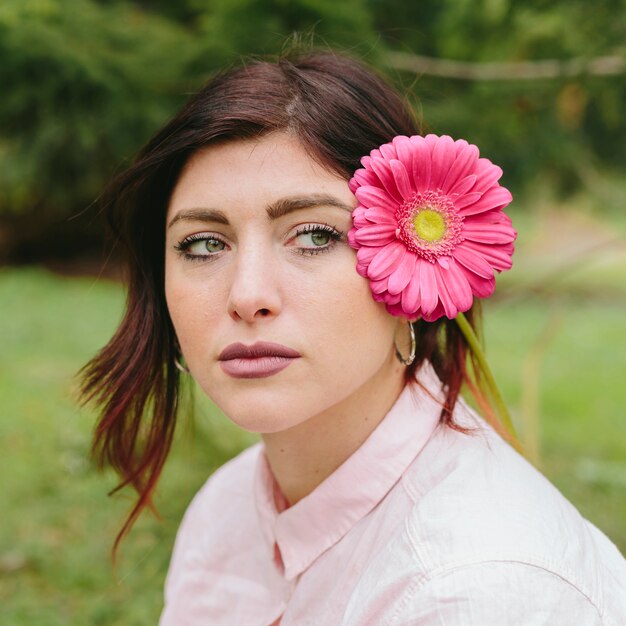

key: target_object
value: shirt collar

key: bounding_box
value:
[254,362,444,581]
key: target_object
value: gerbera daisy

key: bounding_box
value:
[348,134,516,321]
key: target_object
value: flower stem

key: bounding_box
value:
[455,311,518,443]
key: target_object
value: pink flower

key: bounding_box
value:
[348,134,517,321]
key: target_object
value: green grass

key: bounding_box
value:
[1,209,625,624]
[0,268,255,625]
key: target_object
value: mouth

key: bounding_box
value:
[218,342,301,379]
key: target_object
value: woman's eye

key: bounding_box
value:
[175,235,227,260]
[297,230,332,247]
[293,225,343,254]
[188,238,225,254]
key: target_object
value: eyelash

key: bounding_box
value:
[174,233,226,263]
[293,224,344,256]
[174,224,345,262]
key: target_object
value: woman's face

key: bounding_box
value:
[165,133,402,433]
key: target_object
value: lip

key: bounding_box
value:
[218,342,301,379]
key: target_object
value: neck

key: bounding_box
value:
[261,355,406,507]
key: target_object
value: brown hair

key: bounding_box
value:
[81,49,488,552]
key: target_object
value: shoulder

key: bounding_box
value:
[162,443,263,598]
[393,400,626,623]
[183,441,262,515]
[381,560,607,626]
[173,442,262,543]
[403,400,600,564]
[345,402,626,624]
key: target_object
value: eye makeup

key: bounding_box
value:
[290,224,345,256]
[174,232,228,262]
[173,223,346,262]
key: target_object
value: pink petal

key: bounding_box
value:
[389,159,414,201]
[463,268,496,299]
[418,260,438,316]
[462,214,516,245]
[437,255,451,269]
[392,136,414,174]
[453,192,483,210]
[452,245,495,279]
[382,291,402,305]
[348,229,358,249]
[355,263,368,278]
[388,252,417,295]
[354,186,398,213]
[441,144,479,193]
[352,168,379,189]
[454,138,469,155]
[356,244,378,266]
[470,159,503,193]
[430,135,456,191]
[409,136,431,192]
[379,142,397,160]
[399,258,421,315]
[424,134,440,153]
[353,223,397,246]
[466,210,516,237]
[463,240,514,271]
[368,158,403,204]
[352,207,368,228]
[367,241,406,281]
[387,302,414,317]
[370,276,389,294]
[364,207,398,225]
[433,264,459,319]
[439,258,474,313]
[459,186,512,216]
[449,174,477,196]
[462,224,517,245]
[422,301,445,323]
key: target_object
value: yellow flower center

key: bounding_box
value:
[413,209,446,242]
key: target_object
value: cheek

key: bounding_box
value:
[164,262,224,349]
[304,263,398,361]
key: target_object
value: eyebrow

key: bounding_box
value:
[167,193,353,229]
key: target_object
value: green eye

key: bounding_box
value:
[204,238,225,253]
[310,232,331,246]
[186,237,225,255]
[293,225,343,255]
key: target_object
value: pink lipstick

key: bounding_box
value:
[218,342,301,379]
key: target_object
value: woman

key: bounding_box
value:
[82,51,626,625]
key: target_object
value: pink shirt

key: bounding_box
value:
[160,365,626,625]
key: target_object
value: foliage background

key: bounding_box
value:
[1,1,625,624]
[2,0,626,261]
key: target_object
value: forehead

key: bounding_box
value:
[167,133,351,216]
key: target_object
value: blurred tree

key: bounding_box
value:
[0,0,377,261]
[1,0,625,262]
[370,0,626,194]
[194,0,376,63]
[0,0,201,259]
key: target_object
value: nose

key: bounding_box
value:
[227,242,282,323]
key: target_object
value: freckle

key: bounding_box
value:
[280,448,285,453]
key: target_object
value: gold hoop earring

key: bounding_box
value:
[394,322,416,366]
[174,355,190,374]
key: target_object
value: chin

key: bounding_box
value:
[222,406,304,435]
[202,387,306,434]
